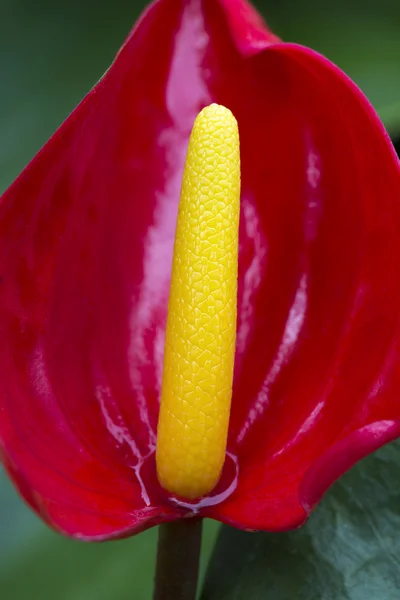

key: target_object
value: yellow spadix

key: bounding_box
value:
[156,104,240,500]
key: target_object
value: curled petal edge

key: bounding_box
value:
[300,420,400,514]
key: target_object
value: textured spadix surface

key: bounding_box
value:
[0,0,399,540]
[156,104,240,500]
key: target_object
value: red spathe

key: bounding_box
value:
[0,0,399,540]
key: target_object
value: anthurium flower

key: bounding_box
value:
[0,0,399,542]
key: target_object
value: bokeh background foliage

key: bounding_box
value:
[0,0,399,598]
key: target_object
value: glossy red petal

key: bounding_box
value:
[1,0,400,538]
[0,0,220,538]
[197,1,400,530]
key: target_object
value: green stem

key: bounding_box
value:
[153,518,203,600]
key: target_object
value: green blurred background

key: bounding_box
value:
[0,0,399,598]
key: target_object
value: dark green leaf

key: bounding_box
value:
[201,441,400,600]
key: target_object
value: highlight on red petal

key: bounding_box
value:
[217,0,280,54]
[0,0,399,540]
[201,17,400,529]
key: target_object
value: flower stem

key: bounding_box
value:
[153,518,203,600]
